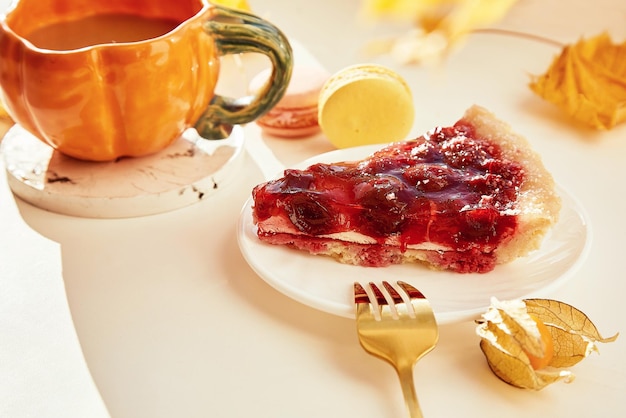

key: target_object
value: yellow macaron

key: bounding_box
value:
[318,64,415,149]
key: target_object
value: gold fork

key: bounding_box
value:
[354,281,439,418]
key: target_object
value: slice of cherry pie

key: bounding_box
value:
[251,106,561,273]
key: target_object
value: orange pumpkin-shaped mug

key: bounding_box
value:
[0,0,292,161]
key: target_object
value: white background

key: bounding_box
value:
[2,0,626,417]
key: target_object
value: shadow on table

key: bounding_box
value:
[13,158,435,418]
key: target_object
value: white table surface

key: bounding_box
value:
[2,0,626,417]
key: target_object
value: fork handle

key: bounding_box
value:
[397,364,424,418]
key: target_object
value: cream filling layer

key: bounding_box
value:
[258,217,449,251]
[320,231,449,251]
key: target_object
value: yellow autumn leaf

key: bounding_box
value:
[210,0,251,12]
[0,103,9,120]
[0,102,13,130]
[529,33,626,130]
[362,0,518,63]
[476,297,618,390]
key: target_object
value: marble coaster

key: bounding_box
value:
[1,125,245,218]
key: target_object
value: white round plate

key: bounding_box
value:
[237,146,591,324]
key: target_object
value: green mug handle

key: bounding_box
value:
[195,6,293,139]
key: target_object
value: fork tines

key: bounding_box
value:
[354,281,426,318]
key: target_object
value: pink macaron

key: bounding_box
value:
[249,65,329,138]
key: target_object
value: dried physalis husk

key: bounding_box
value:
[362,0,518,64]
[476,298,619,390]
[529,33,626,130]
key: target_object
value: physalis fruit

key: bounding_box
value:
[476,298,618,390]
